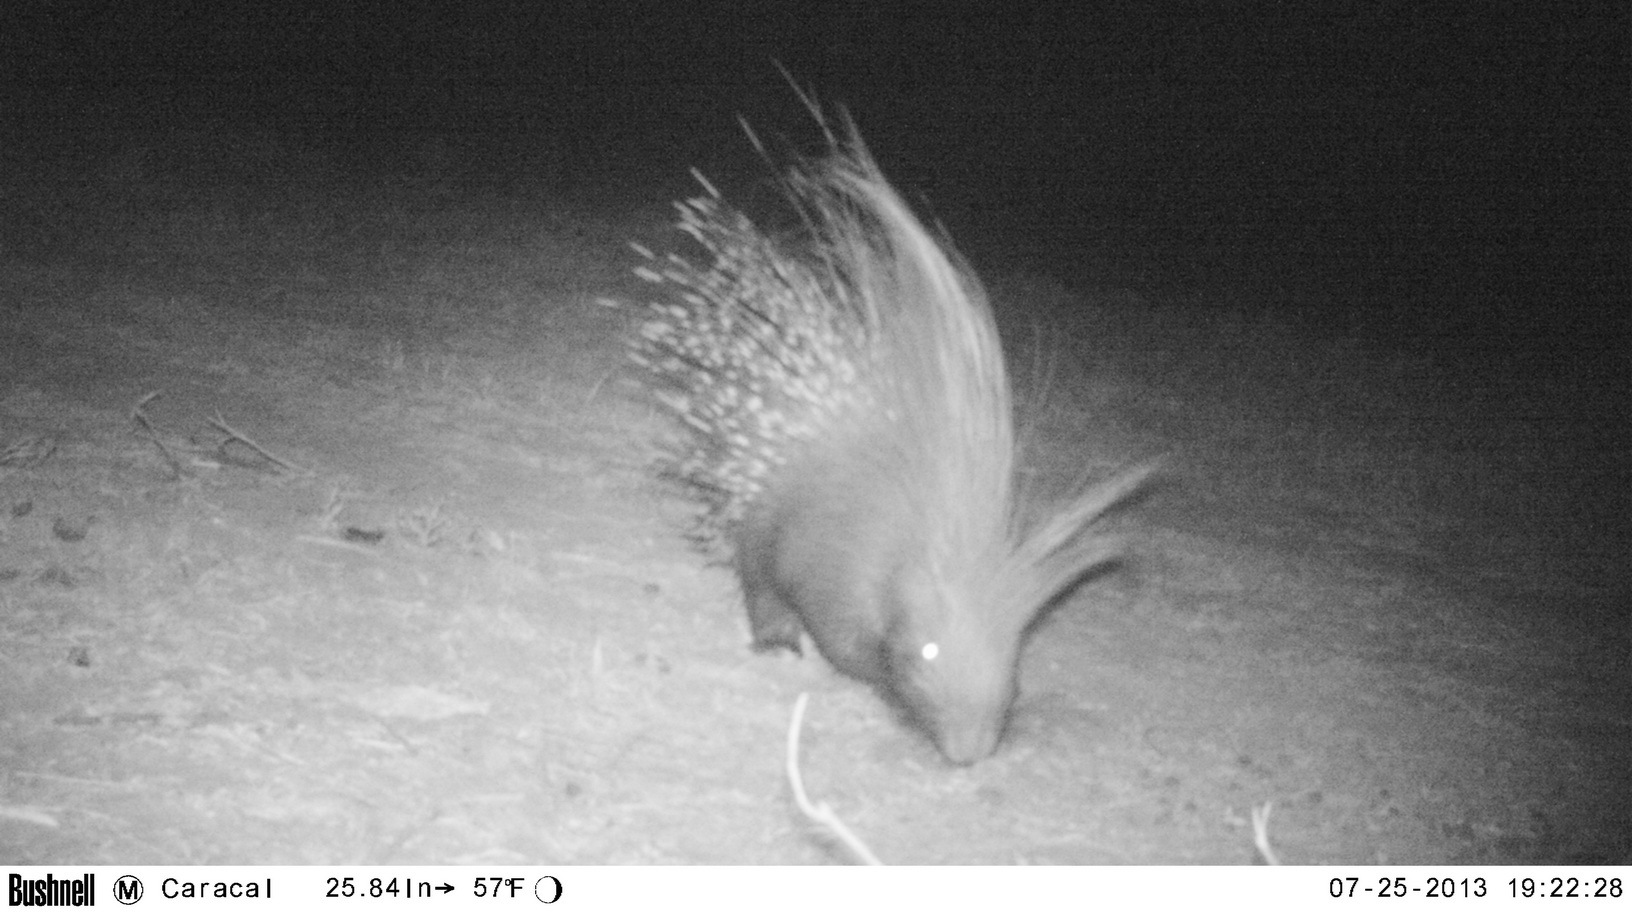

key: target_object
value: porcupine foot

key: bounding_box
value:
[735,478,809,656]
[743,585,805,656]
[733,460,902,679]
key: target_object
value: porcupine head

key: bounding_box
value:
[874,476,1140,766]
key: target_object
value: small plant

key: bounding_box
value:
[397,502,450,549]
[0,435,57,481]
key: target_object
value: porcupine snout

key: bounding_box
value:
[924,667,1016,766]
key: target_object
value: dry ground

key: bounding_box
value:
[1,126,1627,864]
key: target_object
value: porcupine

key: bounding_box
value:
[628,112,1151,765]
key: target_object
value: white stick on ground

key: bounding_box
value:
[131,391,183,479]
[1252,801,1281,866]
[785,693,883,866]
[208,411,311,476]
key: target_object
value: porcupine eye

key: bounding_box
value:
[920,642,940,662]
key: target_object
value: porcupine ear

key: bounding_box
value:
[1010,459,1158,624]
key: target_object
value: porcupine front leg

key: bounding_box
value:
[735,530,805,654]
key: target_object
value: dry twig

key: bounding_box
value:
[785,692,882,865]
[1252,801,1281,866]
[208,411,311,476]
[131,391,184,479]
[0,435,57,482]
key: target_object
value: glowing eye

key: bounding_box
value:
[921,642,939,661]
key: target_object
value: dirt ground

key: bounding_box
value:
[1,125,1627,865]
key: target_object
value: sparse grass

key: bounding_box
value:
[397,502,451,549]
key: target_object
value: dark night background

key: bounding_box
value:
[4,1,1627,358]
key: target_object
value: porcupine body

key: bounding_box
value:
[631,116,1149,765]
